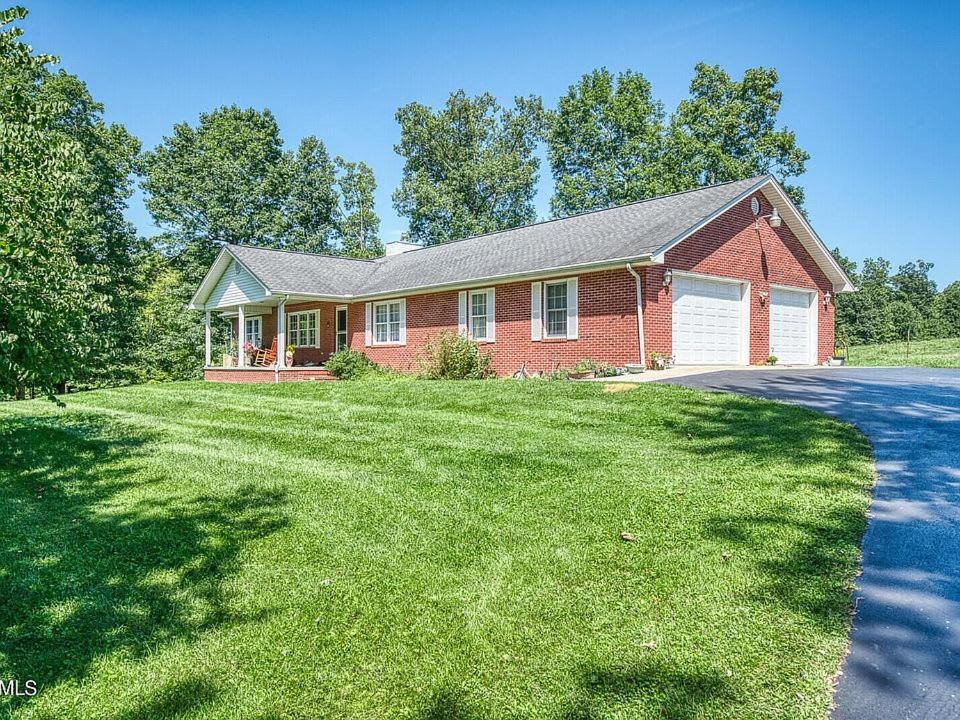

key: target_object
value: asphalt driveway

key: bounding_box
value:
[661,368,960,720]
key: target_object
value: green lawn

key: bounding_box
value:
[0,379,873,719]
[846,336,960,367]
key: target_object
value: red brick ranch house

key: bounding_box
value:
[190,175,854,382]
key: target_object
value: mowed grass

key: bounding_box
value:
[847,336,960,368]
[0,379,873,719]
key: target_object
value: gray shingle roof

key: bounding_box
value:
[225,176,768,299]
[228,245,378,297]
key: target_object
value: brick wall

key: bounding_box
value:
[347,268,641,376]
[641,193,835,364]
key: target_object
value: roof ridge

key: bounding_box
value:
[226,243,378,263]
[378,175,770,260]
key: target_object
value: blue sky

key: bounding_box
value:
[23,0,960,286]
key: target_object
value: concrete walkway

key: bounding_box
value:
[660,368,960,720]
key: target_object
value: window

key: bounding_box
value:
[335,306,348,351]
[374,300,403,344]
[545,281,568,337]
[470,290,490,340]
[288,311,317,347]
[244,317,262,348]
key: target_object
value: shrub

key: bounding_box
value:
[766,355,778,365]
[326,348,377,379]
[418,332,493,380]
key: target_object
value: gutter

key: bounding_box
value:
[625,263,647,370]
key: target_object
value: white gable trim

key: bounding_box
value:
[189,246,272,309]
[649,175,854,293]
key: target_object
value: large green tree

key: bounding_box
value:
[548,68,666,216]
[140,106,291,272]
[393,90,547,245]
[39,70,143,386]
[666,63,810,207]
[336,157,382,257]
[0,6,101,398]
[285,135,340,254]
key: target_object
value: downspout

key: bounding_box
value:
[625,264,646,370]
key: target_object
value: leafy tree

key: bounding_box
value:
[882,300,923,341]
[0,6,103,398]
[666,63,810,207]
[285,136,340,253]
[140,106,290,273]
[933,281,960,338]
[38,70,143,386]
[548,68,666,216]
[335,157,382,257]
[393,90,547,245]
[892,260,937,320]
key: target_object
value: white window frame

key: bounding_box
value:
[543,280,569,338]
[244,316,262,348]
[372,299,406,346]
[288,310,319,348]
[468,288,495,342]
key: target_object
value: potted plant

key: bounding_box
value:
[649,351,667,370]
[569,358,597,380]
[285,344,295,366]
[243,341,256,365]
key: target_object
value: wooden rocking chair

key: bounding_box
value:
[253,337,278,367]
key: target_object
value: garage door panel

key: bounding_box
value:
[672,275,744,365]
[770,288,813,364]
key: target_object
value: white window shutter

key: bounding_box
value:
[315,310,321,348]
[486,288,495,342]
[399,299,407,344]
[531,282,542,341]
[458,291,468,336]
[364,302,372,346]
[566,277,579,339]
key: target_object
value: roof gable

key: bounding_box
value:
[205,257,269,309]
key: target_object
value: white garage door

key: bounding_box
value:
[770,287,814,365]
[672,275,744,364]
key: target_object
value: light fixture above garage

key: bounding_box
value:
[754,206,782,230]
[824,291,832,307]
[662,269,673,287]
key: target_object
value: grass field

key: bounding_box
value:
[846,336,960,368]
[0,379,873,719]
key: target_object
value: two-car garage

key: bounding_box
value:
[671,273,817,365]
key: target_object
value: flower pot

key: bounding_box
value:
[285,351,295,365]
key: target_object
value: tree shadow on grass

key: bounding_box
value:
[705,506,866,629]
[562,660,733,720]
[413,661,731,720]
[0,413,288,716]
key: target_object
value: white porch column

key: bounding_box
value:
[237,305,246,367]
[204,310,212,367]
[276,299,286,368]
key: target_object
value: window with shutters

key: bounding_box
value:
[468,289,493,341]
[544,281,568,338]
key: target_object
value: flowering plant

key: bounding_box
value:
[243,342,257,353]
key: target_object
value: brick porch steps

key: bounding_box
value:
[203,367,337,383]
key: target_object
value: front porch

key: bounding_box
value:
[202,296,349,382]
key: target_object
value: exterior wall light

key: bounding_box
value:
[752,196,782,229]
[662,269,673,287]
[823,291,832,308]
[758,291,769,306]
